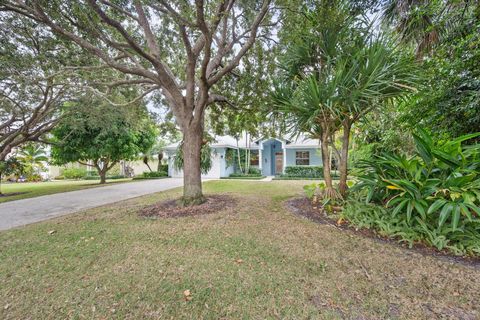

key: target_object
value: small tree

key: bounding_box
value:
[51,98,157,184]
[0,157,23,195]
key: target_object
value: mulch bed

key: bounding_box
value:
[140,194,236,219]
[286,197,480,268]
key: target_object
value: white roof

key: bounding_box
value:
[284,134,320,148]
[163,133,320,151]
[164,135,248,151]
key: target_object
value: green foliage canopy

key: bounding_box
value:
[51,97,157,175]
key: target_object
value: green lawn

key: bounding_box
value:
[0,181,478,319]
[0,179,132,203]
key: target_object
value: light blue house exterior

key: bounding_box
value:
[164,134,322,178]
[249,137,322,176]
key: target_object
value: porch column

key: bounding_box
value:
[283,147,287,173]
[259,148,263,171]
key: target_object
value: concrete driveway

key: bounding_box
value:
[0,178,184,231]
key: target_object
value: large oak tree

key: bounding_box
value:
[2,0,274,204]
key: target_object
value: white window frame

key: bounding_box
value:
[295,151,310,165]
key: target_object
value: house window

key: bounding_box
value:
[296,151,310,165]
[250,150,259,166]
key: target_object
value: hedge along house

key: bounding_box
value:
[163,134,322,179]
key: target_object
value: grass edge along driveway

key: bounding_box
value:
[0,179,137,203]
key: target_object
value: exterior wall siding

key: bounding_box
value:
[165,143,323,179]
[260,139,283,176]
[285,148,322,167]
[218,148,234,177]
[167,147,225,179]
[125,159,161,176]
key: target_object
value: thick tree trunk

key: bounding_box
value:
[182,125,204,205]
[338,122,352,198]
[99,171,107,184]
[95,160,108,185]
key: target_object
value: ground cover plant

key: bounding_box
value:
[132,171,169,180]
[228,168,263,179]
[346,130,480,256]
[1,180,479,319]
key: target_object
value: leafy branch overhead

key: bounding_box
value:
[1,0,276,203]
[2,0,274,119]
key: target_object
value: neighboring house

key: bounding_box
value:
[48,157,164,178]
[164,134,322,178]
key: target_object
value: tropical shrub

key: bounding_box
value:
[247,167,261,175]
[303,183,318,199]
[16,144,48,181]
[158,164,168,174]
[341,199,421,246]
[284,166,325,178]
[173,141,212,174]
[62,168,88,179]
[27,173,42,182]
[229,167,262,178]
[348,129,480,256]
[142,171,168,178]
[0,157,24,180]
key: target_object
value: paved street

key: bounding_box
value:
[0,178,184,231]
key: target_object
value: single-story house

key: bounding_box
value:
[163,134,322,178]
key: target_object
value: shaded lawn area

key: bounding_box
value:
[0,181,479,319]
[0,179,133,203]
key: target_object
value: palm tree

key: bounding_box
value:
[331,35,418,196]
[139,139,167,172]
[382,0,439,57]
[381,0,479,58]
[272,3,354,199]
[16,143,48,179]
[273,2,418,199]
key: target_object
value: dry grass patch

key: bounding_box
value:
[0,180,479,319]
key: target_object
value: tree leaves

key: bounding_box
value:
[355,129,480,232]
